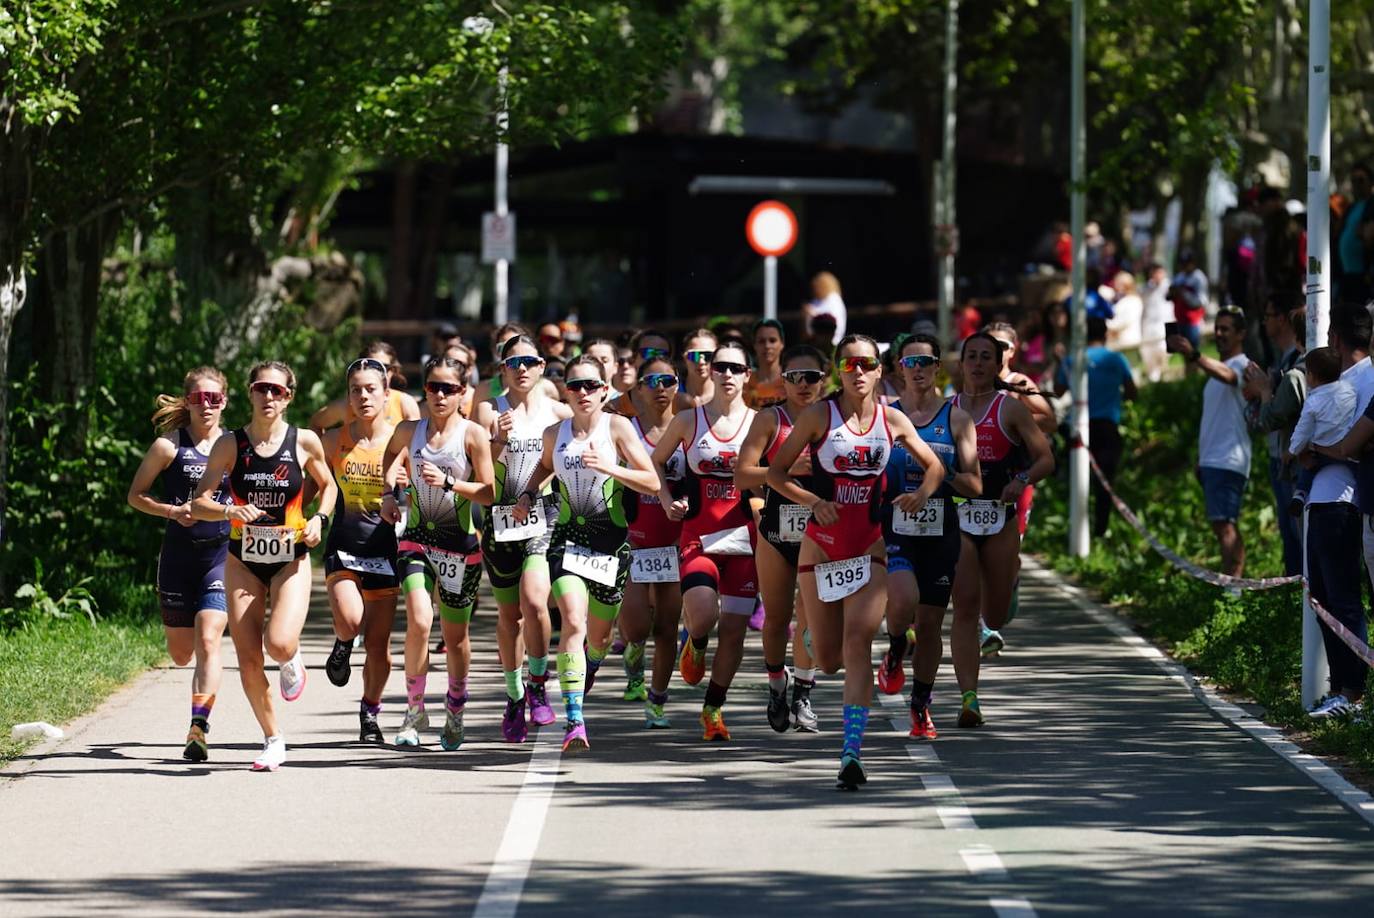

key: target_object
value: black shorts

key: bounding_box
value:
[760,534,801,567]
[884,500,961,610]
[324,549,399,599]
[228,541,309,587]
[480,496,555,595]
[158,538,228,627]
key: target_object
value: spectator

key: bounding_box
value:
[1140,263,1171,382]
[1242,298,1307,576]
[803,271,846,346]
[1322,305,1374,600]
[1336,164,1374,303]
[422,321,463,368]
[1053,316,1137,536]
[538,322,567,359]
[1286,347,1357,510]
[1301,303,1374,718]
[1168,306,1252,578]
[1168,249,1210,354]
[1106,271,1143,351]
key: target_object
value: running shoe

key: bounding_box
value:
[979,623,1004,658]
[394,706,429,746]
[251,736,286,772]
[1309,693,1355,719]
[836,753,867,790]
[440,711,465,751]
[183,723,208,762]
[678,637,706,686]
[502,696,528,743]
[876,651,905,695]
[909,703,938,739]
[526,681,556,726]
[562,720,590,754]
[767,670,792,733]
[324,637,353,687]
[644,701,671,729]
[278,652,307,702]
[958,690,984,728]
[610,637,627,655]
[359,708,383,744]
[623,678,648,702]
[701,705,731,741]
[791,687,820,733]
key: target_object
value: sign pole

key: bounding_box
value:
[764,256,778,320]
[746,201,798,320]
[1068,0,1090,558]
[494,65,510,326]
[936,0,958,351]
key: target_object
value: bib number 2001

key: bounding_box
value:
[242,525,294,564]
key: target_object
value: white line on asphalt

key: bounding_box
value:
[472,724,565,918]
[1021,556,1374,830]
[959,844,1009,878]
[990,897,1039,918]
[921,774,977,831]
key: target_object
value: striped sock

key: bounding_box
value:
[647,688,669,706]
[447,675,468,714]
[503,669,526,701]
[558,651,586,724]
[405,673,426,711]
[842,704,869,758]
[190,693,215,730]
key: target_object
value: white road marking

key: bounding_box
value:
[960,844,1009,878]
[472,723,565,918]
[1021,557,1374,830]
[990,897,1039,917]
[921,774,977,831]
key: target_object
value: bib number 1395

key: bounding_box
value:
[814,556,871,603]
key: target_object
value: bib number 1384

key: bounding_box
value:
[814,556,871,603]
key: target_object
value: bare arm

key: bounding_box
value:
[512,425,558,522]
[127,436,188,524]
[734,410,778,491]
[298,429,337,547]
[309,397,347,436]
[1317,414,1374,460]
[887,409,943,513]
[460,423,496,506]
[651,411,692,515]
[600,416,661,496]
[379,421,416,523]
[766,403,832,523]
[1003,399,1055,502]
[948,407,983,498]
[1171,336,1240,385]
[397,390,422,421]
[192,434,259,523]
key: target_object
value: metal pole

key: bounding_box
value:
[764,255,778,320]
[936,0,958,351]
[494,65,510,326]
[1067,0,1090,557]
[1302,0,1331,710]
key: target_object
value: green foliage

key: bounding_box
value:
[5,558,96,628]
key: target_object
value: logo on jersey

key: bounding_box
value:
[696,450,737,474]
[833,445,885,471]
[932,425,945,437]
[208,580,224,591]
[274,463,291,481]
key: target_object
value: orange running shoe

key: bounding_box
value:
[678,636,706,686]
[701,705,732,741]
[908,704,938,740]
[876,651,905,695]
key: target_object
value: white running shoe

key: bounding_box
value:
[251,735,287,771]
[279,650,307,702]
[1309,694,1355,719]
[394,706,429,746]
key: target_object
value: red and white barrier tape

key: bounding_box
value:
[1081,448,1374,668]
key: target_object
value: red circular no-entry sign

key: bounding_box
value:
[746,200,798,257]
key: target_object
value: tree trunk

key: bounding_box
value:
[0,97,35,571]
[37,220,109,453]
[387,161,418,319]
[413,165,454,321]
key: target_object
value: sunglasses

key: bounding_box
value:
[782,369,825,385]
[641,373,678,390]
[711,361,748,377]
[503,355,543,371]
[839,356,881,373]
[249,381,291,399]
[566,378,607,393]
[348,357,389,376]
[638,346,669,361]
[616,355,636,367]
[899,354,939,369]
[425,381,465,397]
[685,349,714,365]
[539,334,563,345]
[545,367,565,381]
[187,390,226,408]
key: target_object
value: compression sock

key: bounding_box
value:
[405,673,426,711]
[793,668,816,691]
[503,670,526,702]
[887,629,909,660]
[190,693,215,732]
[624,640,646,680]
[447,675,469,715]
[704,680,728,709]
[842,704,870,759]
[558,651,586,724]
[648,688,669,706]
[361,697,381,717]
[911,678,934,710]
[528,652,549,683]
[766,661,787,694]
[587,642,609,679]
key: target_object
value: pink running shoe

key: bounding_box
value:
[502,696,528,743]
[526,680,556,726]
[562,721,589,754]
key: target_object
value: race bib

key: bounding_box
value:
[492,502,547,542]
[893,498,944,537]
[700,525,753,556]
[564,543,619,587]
[335,550,394,577]
[814,556,871,603]
[427,547,467,593]
[958,500,1009,536]
[778,504,811,543]
[630,546,679,583]
[242,525,294,565]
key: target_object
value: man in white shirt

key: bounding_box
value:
[803,271,846,346]
[1169,306,1252,577]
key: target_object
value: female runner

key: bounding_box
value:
[381,356,494,748]
[320,359,402,743]
[767,335,943,790]
[192,362,335,771]
[127,367,232,761]
[513,355,660,751]
[472,336,572,742]
[743,319,787,409]
[309,341,421,433]
[652,341,757,741]
[675,328,718,411]
[875,334,982,738]
[621,357,685,727]
[735,344,827,733]
[949,332,1054,727]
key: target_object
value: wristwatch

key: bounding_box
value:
[314,511,329,526]
[1014,471,1030,484]
[442,474,455,492]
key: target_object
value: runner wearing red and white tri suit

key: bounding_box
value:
[768,335,943,790]
[651,342,756,742]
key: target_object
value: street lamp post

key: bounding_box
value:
[465,16,511,326]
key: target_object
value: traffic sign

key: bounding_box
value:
[746,201,798,257]
[482,212,516,264]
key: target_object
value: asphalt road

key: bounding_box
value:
[3,566,1372,917]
